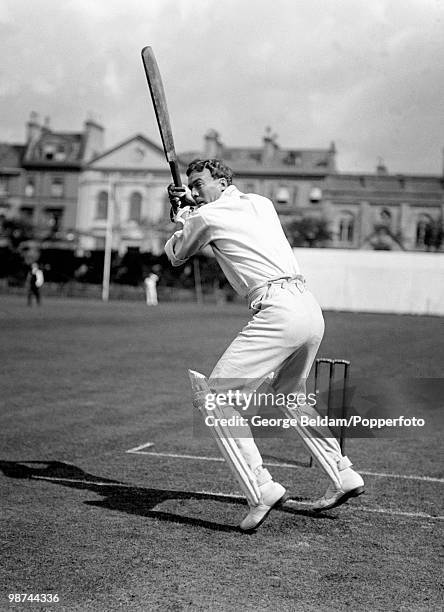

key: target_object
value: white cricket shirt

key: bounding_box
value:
[164,185,300,297]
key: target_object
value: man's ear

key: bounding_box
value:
[218,177,228,191]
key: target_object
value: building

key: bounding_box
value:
[180,127,336,210]
[2,116,442,259]
[19,112,105,241]
[180,128,444,251]
[76,134,172,255]
[0,143,24,236]
[0,112,105,248]
[322,166,444,250]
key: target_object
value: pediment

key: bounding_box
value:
[88,134,168,170]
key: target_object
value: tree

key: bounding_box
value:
[1,216,34,249]
[424,219,443,251]
[363,223,405,251]
[284,215,332,248]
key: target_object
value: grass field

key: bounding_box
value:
[1,295,443,611]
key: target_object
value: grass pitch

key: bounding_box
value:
[1,296,443,611]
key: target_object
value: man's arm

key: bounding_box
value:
[165,211,211,266]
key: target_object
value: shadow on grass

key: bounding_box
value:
[0,460,333,533]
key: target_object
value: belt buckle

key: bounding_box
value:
[295,278,305,293]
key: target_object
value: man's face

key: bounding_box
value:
[187,168,227,205]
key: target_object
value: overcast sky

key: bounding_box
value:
[1,0,443,174]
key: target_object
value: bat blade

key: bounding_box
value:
[141,46,182,187]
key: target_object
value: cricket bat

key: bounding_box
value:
[141,46,182,188]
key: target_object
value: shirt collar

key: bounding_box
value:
[220,185,239,197]
[200,185,239,208]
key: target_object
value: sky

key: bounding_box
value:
[1,0,443,174]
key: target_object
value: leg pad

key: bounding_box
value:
[188,370,261,506]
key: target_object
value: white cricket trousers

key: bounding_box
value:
[209,278,344,487]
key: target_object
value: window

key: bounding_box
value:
[43,144,56,160]
[380,208,392,222]
[51,177,64,198]
[338,212,355,243]
[275,186,291,205]
[55,144,66,161]
[249,152,261,163]
[0,176,9,195]
[415,214,432,248]
[20,206,34,220]
[283,151,296,166]
[96,191,108,220]
[44,207,63,232]
[132,147,145,162]
[25,178,35,197]
[129,191,142,222]
[309,187,322,203]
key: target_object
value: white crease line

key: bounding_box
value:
[359,470,443,483]
[34,476,134,487]
[126,442,154,453]
[196,490,443,521]
[32,477,443,521]
[127,449,444,484]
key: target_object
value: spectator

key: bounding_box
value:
[27,262,44,306]
[144,272,159,306]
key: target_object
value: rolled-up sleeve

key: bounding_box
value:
[164,212,211,266]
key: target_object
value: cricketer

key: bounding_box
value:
[165,159,364,531]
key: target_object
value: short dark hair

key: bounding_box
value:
[186,159,233,185]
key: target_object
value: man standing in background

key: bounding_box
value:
[144,272,159,306]
[27,262,44,307]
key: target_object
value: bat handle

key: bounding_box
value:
[169,161,183,188]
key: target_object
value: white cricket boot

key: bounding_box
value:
[239,468,287,532]
[312,456,364,512]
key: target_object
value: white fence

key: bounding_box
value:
[294,248,444,315]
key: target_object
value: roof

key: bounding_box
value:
[87,133,165,164]
[179,145,335,175]
[22,129,85,168]
[324,172,443,194]
[0,143,25,170]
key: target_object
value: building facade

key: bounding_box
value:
[20,112,105,239]
[0,112,105,250]
[0,143,24,238]
[181,128,444,251]
[1,116,442,258]
[76,134,172,255]
[322,170,444,250]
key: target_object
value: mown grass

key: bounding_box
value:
[1,296,442,611]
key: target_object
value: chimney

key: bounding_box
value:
[376,156,388,176]
[204,129,222,158]
[83,115,105,161]
[328,141,337,172]
[262,126,278,163]
[26,111,42,143]
[42,116,51,133]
